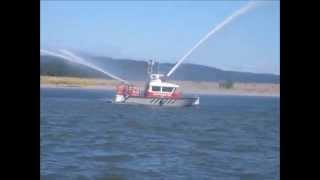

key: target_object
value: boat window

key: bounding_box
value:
[152,86,161,91]
[162,87,174,92]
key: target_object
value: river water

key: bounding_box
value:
[41,87,279,180]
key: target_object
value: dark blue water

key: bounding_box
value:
[41,87,279,180]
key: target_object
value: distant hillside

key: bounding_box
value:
[40,55,279,83]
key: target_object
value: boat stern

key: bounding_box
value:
[193,96,200,105]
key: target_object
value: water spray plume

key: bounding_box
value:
[41,49,73,61]
[166,1,257,77]
[59,49,129,84]
[40,49,129,84]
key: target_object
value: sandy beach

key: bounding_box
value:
[40,76,279,97]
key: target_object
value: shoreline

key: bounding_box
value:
[40,84,279,98]
[40,76,279,97]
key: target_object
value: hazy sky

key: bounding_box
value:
[41,1,279,74]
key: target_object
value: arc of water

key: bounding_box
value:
[40,49,129,84]
[41,49,74,61]
[166,1,257,78]
[59,49,129,84]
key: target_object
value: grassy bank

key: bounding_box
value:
[41,76,280,96]
[41,76,120,88]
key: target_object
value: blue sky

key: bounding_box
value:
[41,1,279,75]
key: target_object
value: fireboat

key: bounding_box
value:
[112,60,199,107]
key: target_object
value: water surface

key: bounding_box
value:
[41,87,279,180]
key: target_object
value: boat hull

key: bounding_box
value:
[113,96,199,107]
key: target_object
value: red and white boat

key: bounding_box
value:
[113,61,199,107]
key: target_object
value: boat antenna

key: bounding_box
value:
[156,61,159,74]
[147,59,154,75]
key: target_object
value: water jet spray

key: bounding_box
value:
[166,1,257,77]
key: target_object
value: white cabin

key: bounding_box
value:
[145,74,179,96]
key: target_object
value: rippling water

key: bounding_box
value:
[41,87,279,180]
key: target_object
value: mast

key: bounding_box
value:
[147,59,154,75]
[155,61,159,74]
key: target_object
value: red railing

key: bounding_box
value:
[128,85,140,97]
[116,84,140,97]
[116,84,126,95]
